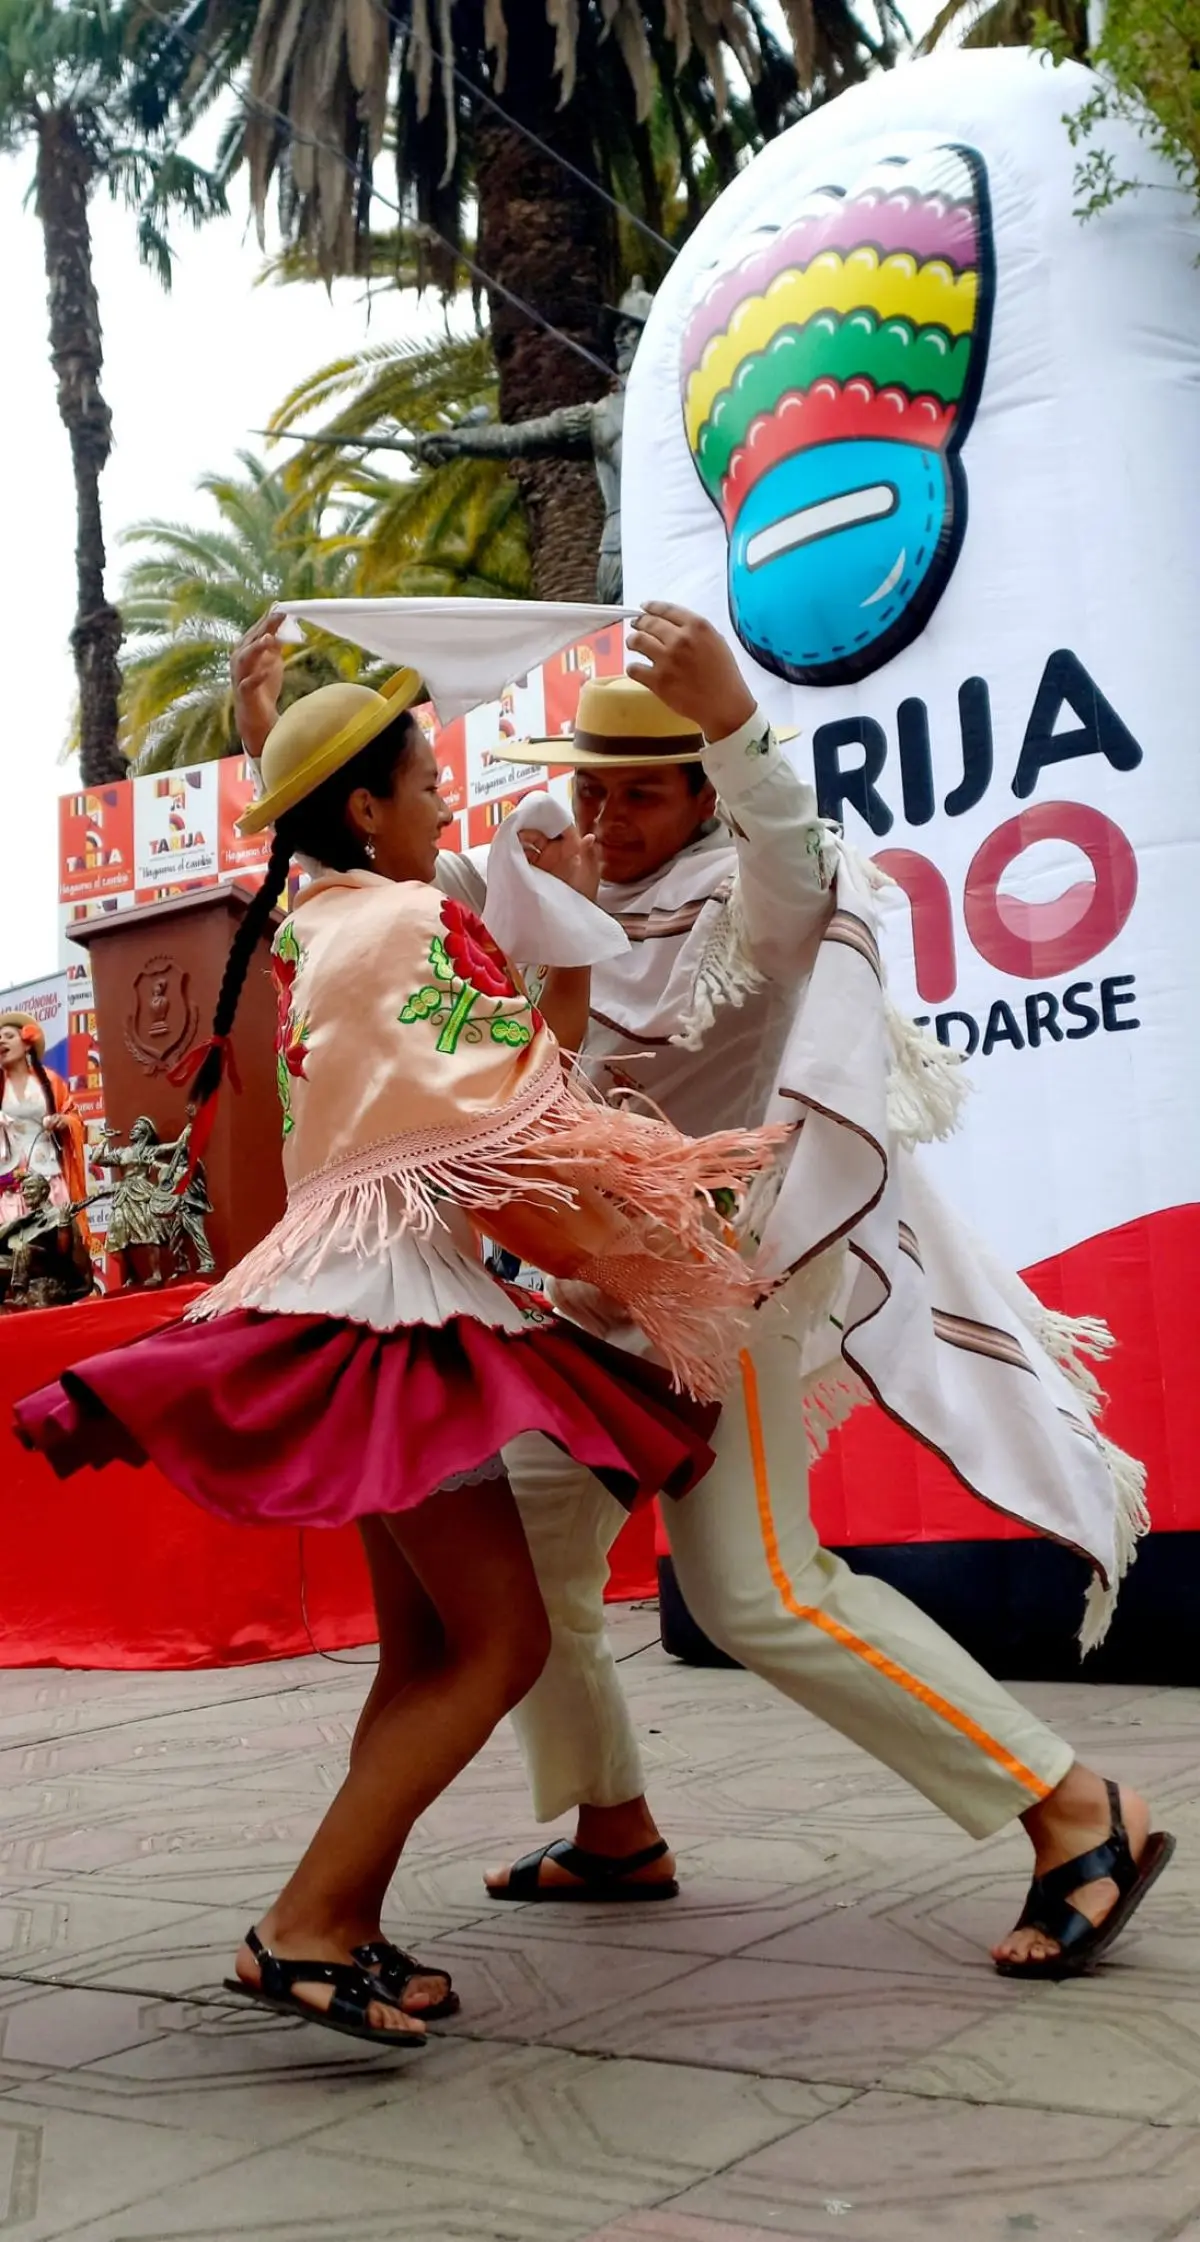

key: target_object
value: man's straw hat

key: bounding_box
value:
[502,676,705,770]
[238,669,422,835]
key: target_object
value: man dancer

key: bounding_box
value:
[232,607,1169,1980]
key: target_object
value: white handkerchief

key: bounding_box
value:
[483,795,630,968]
[271,597,636,722]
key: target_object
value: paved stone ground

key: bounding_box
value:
[0,1609,1195,2240]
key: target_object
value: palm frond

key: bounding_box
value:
[178,0,896,286]
[115,399,533,769]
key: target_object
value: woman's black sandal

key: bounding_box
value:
[352,1939,460,2021]
[223,1926,427,2048]
[995,1781,1175,1980]
[490,1837,679,1903]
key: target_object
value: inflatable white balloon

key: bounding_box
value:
[624,47,1200,1300]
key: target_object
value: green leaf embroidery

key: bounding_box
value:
[490,1017,532,1048]
[429,935,455,984]
[400,985,444,1024]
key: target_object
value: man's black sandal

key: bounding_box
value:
[995,1781,1175,1980]
[490,1837,679,1903]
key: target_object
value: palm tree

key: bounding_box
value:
[0,0,226,784]
[118,443,529,769]
[142,0,904,597]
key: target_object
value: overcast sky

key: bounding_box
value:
[1,14,939,990]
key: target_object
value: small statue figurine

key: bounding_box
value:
[151,1127,216,1278]
[0,1173,97,1311]
[93,1116,183,1290]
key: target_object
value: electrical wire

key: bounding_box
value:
[138,0,618,383]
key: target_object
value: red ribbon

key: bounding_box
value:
[167,1035,243,1097]
[167,1036,241,1194]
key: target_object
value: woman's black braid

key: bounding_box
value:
[27,1047,57,1117]
[189,825,293,1111]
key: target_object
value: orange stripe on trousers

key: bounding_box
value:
[738,1351,1051,1804]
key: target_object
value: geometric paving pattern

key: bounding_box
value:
[0,1610,1195,2238]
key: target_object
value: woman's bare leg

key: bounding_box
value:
[348,1517,450,2015]
[350,1516,443,1765]
[237,1478,550,2032]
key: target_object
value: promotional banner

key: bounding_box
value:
[623,46,1200,1534]
[59,786,133,904]
[134,764,220,895]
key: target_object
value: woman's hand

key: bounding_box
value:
[520,822,601,904]
[43,1113,69,1135]
[232,612,286,760]
[626,602,757,742]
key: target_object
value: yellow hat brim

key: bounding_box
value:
[237,667,422,836]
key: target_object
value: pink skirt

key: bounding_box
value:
[13,1306,719,1531]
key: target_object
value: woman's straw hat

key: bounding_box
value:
[0,1012,45,1059]
[238,668,422,835]
[501,676,704,769]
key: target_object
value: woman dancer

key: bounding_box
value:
[0,1014,90,1242]
[15,672,785,2051]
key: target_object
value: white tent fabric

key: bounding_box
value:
[273,598,637,722]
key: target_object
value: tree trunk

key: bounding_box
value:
[475,12,611,601]
[35,109,125,787]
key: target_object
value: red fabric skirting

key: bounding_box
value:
[1,1287,374,1668]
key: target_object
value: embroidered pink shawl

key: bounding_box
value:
[195,873,787,1399]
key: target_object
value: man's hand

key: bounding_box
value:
[520,822,601,904]
[231,611,286,760]
[626,603,757,742]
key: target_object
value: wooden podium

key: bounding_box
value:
[75,884,285,1276]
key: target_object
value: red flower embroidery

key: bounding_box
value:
[271,958,296,1055]
[283,1037,309,1078]
[440,899,520,1002]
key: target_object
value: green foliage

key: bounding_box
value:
[921,0,1199,225]
[117,453,369,772]
[1048,0,1200,221]
[0,0,226,286]
[264,324,531,597]
[117,424,531,772]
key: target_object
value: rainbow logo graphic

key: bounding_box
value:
[680,144,994,686]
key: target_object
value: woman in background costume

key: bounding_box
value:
[0,1013,90,1246]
